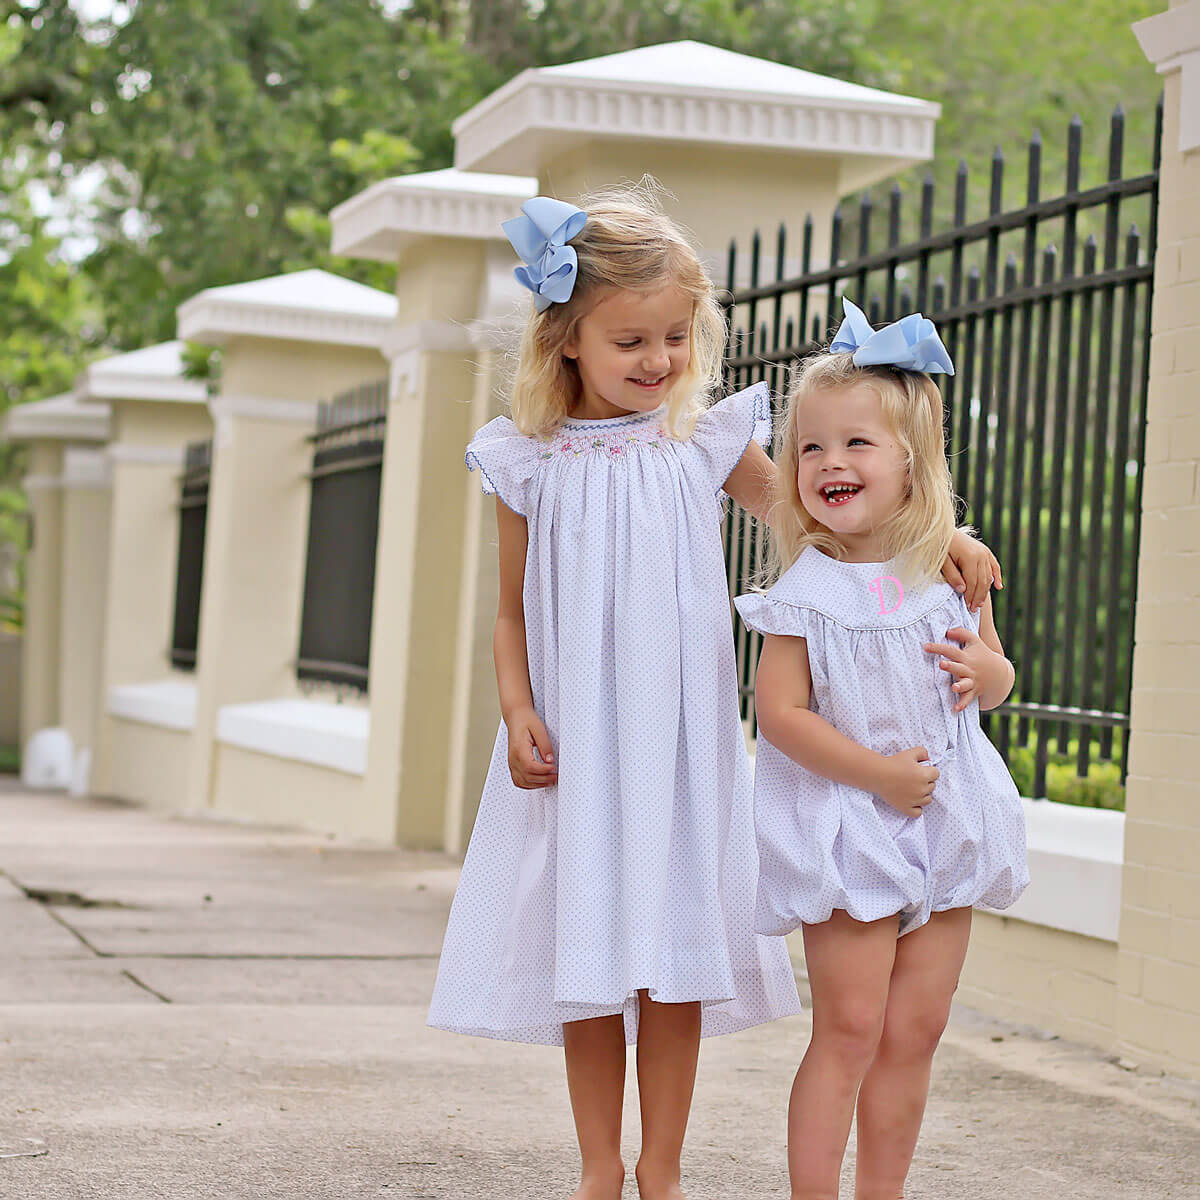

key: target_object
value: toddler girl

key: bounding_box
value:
[736,298,1028,1200]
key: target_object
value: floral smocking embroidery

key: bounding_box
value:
[538,419,671,460]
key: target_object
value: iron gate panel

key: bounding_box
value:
[721,104,1160,799]
[170,439,212,671]
[296,380,388,692]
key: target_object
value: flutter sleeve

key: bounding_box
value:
[734,591,811,640]
[685,380,772,498]
[464,416,544,518]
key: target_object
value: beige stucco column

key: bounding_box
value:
[175,270,395,818]
[84,347,211,801]
[453,41,940,278]
[19,444,64,746]
[1119,0,1200,1080]
[332,169,534,848]
[3,394,110,761]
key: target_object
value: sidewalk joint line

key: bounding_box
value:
[120,968,172,1004]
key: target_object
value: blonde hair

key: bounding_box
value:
[765,352,960,589]
[509,178,725,439]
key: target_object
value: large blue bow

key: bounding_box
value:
[830,297,955,375]
[502,197,588,312]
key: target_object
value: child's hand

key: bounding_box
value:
[506,706,558,789]
[924,627,1005,712]
[876,747,939,818]
[941,531,1003,612]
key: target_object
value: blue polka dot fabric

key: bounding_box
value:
[735,547,1029,938]
[428,384,802,1045]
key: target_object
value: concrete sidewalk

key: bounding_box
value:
[1,779,1197,1199]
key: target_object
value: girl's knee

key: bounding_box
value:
[879,1004,951,1062]
[812,1002,887,1068]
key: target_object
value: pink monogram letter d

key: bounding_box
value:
[868,575,904,615]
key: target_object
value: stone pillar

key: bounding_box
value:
[175,271,395,817]
[331,170,534,848]
[57,448,112,763]
[1119,0,1200,1079]
[19,443,64,747]
[452,41,940,276]
[4,392,111,757]
[81,344,210,801]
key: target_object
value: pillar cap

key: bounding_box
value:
[177,269,398,348]
[2,392,111,442]
[1133,0,1200,153]
[76,340,207,405]
[330,168,537,262]
[453,40,939,193]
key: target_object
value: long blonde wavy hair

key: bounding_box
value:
[765,352,961,589]
[509,178,726,440]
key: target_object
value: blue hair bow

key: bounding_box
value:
[502,196,588,312]
[830,297,955,375]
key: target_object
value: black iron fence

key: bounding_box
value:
[722,104,1161,799]
[296,379,388,692]
[169,438,212,671]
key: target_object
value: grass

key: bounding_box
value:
[0,744,18,775]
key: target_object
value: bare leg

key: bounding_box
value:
[788,912,899,1200]
[563,1013,628,1200]
[634,989,701,1200]
[853,908,973,1200]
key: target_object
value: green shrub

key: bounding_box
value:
[1004,743,1125,811]
[0,745,18,775]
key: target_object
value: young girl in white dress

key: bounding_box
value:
[427,187,998,1200]
[735,298,1029,1200]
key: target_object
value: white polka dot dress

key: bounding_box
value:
[735,547,1029,938]
[427,384,802,1046]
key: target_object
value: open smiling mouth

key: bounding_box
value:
[820,482,863,506]
[629,376,667,388]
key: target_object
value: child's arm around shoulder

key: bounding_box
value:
[942,529,1004,613]
[494,498,558,789]
[723,441,776,521]
[755,631,939,820]
[923,593,1015,713]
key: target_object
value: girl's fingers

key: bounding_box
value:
[991,552,1004,590]
[939,660,973,677]
[924,641,962,659]
[942,557,966,594]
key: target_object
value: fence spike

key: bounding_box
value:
[1153,92,1164,171]
[954,160,968,227]
[802,213,813,274]
[1066,114,1082,193]
[749,229,762,288]
[1108,103,1125,183]
[1027,129,1042,206]
[1003,253,1018,291]
[1042,243,1058,282]
[1083,234,1098,273]
[990,147,1004,215]
[859,191,873,258]
[920,171,935,238]
[1126,223,1141,265]
[888,183,902,248]
[869,295,882,324]
[726,239,737,293]
[775,223,787,281]
[932,275,946,312]
[830,208,842,266]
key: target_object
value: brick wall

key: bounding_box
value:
[1118,45,1200,1077]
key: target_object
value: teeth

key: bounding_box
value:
[822,483,860,497]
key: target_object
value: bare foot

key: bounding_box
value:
[635,1161,686,1200]
[570,1161,625,1200]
